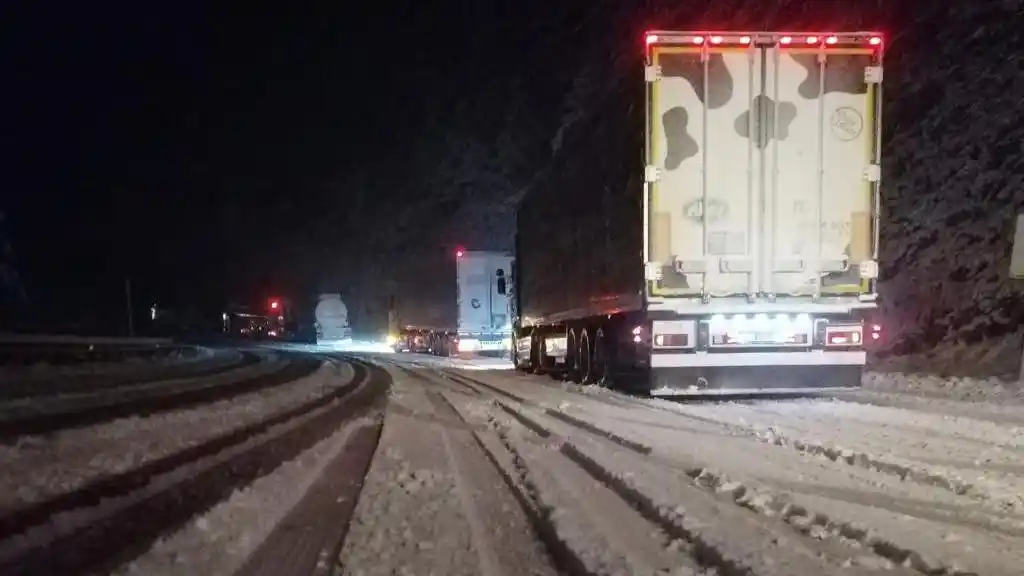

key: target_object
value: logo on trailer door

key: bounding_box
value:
[471,298,481,309]
[830,107,863,141]
[682,198,728,224]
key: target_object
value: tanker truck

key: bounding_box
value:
[314,293,352,346]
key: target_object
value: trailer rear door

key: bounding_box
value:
[456,251,513,333]
[645,32,882,300]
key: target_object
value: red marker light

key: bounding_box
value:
[826,35,838,44]
[806,36,819,44]
[779,36,792,45]
[269,300,279,310]
[645,34,659,45]
[691,36,704,44]
[869,37,882,45]
[710,35,723,44]
[455,249,464,258]
[739,36,751,44]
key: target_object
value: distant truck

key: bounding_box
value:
[450,250,513,355]
[389,326,435,353]
[391,250,512,356]
[498,30,884,395]
[315,293,352,345]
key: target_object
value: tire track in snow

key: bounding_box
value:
[453,369,1024,575]
[438,369,905,575]
[490,398,913,576]
[0,358,385,576]
[334,362,557,576]
[663,400,1024,513]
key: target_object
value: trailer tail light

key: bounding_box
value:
[739,36,751,44]
[710,35,723,44]
[691,36,704,44]
[654,333,689,348]
[651,320,696,349]
[826,36,838,44]
[645,34,659,45]
[869,37,882,45]
[824,325,863,347]
[779,36,792,45]
[806,36,819,44]
[870,324,882,341]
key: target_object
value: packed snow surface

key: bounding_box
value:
[7,351,1024,575]
[334,365,555,576]
[0,360,350,511]
[455,366,1024,575]
[113,417,372,576]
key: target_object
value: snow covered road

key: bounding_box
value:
[4,351,1021,575]
[334,360,1022,575]
[0,354,388,575]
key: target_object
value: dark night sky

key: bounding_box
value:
[4,1,558,332]
[5,0,1024,350]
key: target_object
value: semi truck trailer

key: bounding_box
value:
[388,250,513,356]
[499,30,884,395]
[445,249,513,355]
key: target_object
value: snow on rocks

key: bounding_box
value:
[334,366,554,576]
[0,360,350,512]
[112,416,372,576]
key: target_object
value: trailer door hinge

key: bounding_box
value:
[644,165,661,183]
[859,260,879,279]
[644,262,663,281]
[864,66,883,84]
[644,65,662,83]
[863,164,881,182]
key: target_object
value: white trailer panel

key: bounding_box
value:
[456,251,513,349]
[646,33,881,301]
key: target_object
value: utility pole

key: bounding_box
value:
[124,277,135,337]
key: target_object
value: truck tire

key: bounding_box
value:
[579,329,595,385]
[531,333,547,375]
[555,329,577,382]
[593,327,612,388]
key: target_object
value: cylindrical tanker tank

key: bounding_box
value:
[315,293,352,343]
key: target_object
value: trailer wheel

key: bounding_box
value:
[579,329,595,385]
[593,327,612,387]
[511,339,521,370]
[531,333,546,375]
[561,329,579,382]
